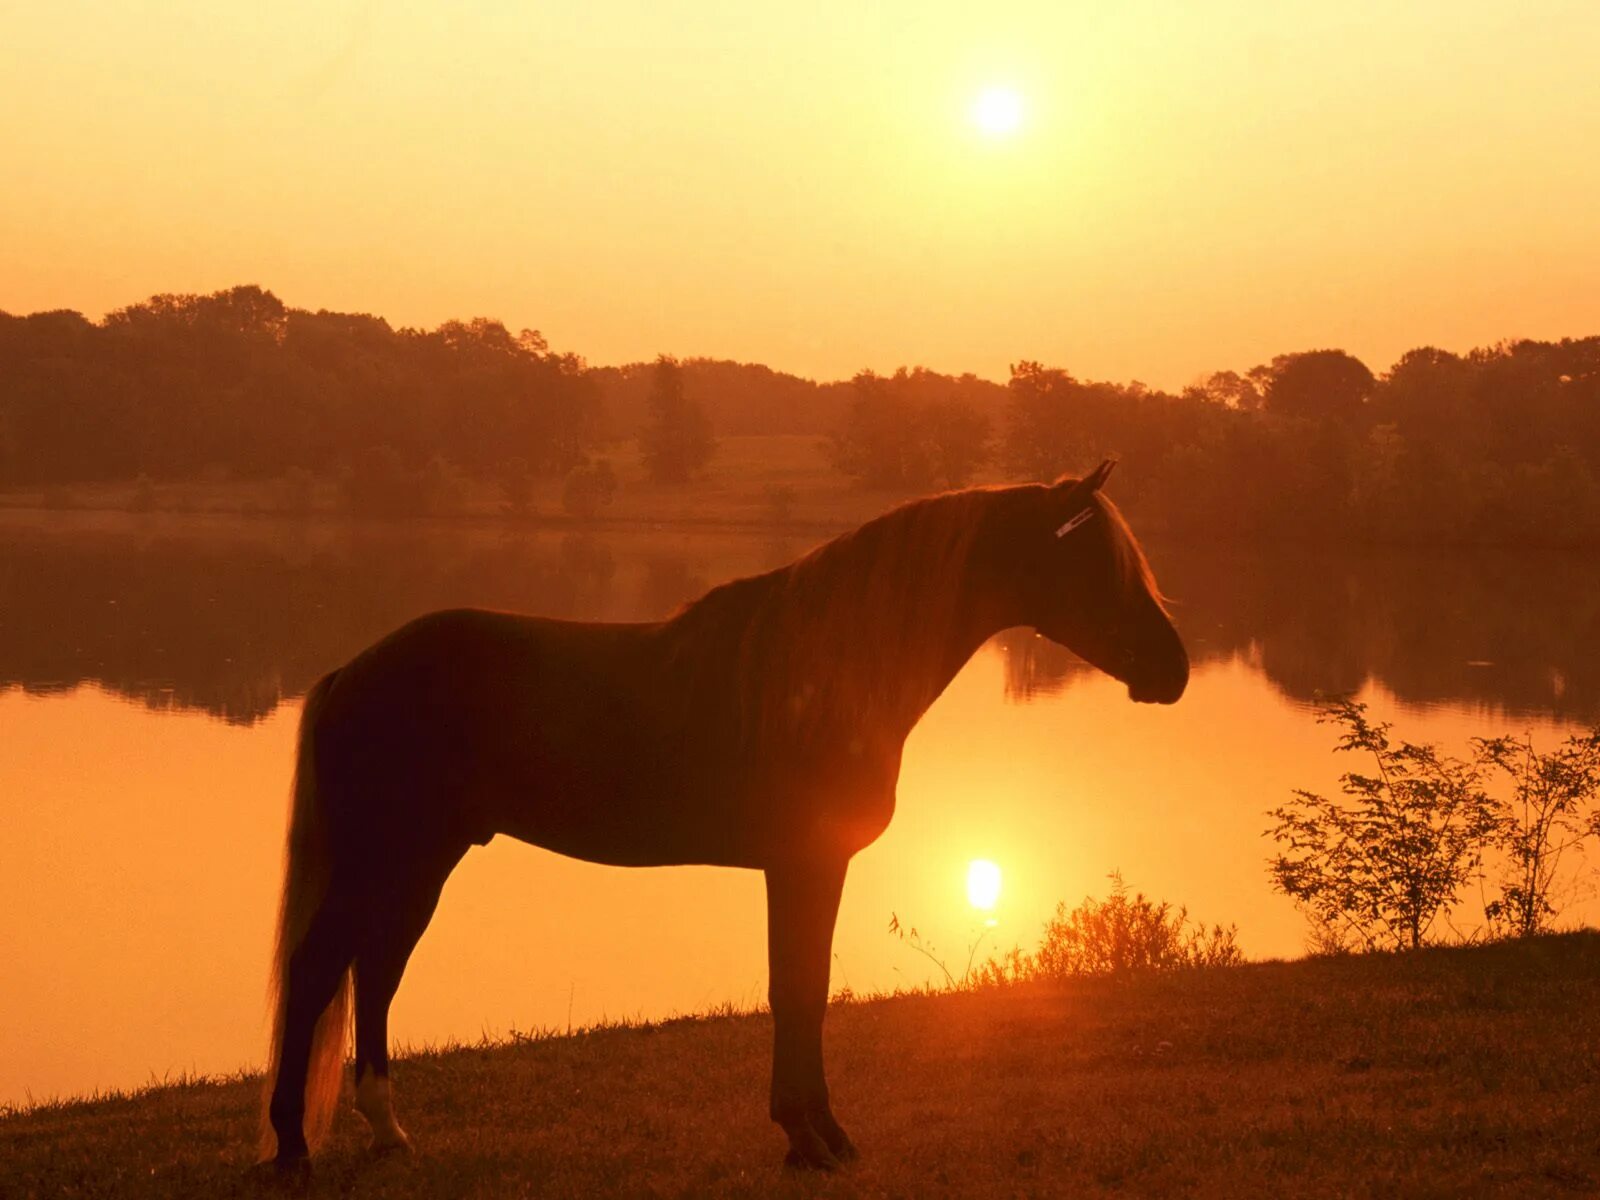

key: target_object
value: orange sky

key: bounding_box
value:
[4,1,1598,388]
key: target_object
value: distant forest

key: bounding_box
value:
[3,284,1598,545]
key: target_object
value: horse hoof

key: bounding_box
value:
[370,1133,415,1158]
[246,1155,310,1190]
[811,1116,858,1163]
[784,1147,841,1172]
[782,1130,843,1173]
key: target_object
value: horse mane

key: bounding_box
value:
[665,487,1009,754]
[662,480,1167,757]
[1096,492,1171,613]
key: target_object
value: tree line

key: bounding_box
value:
[0,288,729,514]
[830,344,1600,545]
[4,285,1598,543]
[0,286,597,488]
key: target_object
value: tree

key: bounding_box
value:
[1184,369,1265,411]
[562,458,618,520]
[1475,729,1600,938]
[1268,699,1500,950]
[1003,361,1079,480]
[828,370,917,488]
[921,396,992,488]
[1262,349,1375,422]
[638,355,714,484]
[828,368,992,491]
[499,456,535,516]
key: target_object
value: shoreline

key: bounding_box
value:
[5,935,1598,1197]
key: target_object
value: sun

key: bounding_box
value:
[970,86,1025,137]
[967,859,1003,912]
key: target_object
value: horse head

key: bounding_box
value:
[1014,461,1189,705]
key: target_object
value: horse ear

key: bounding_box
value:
[1050,459,1117,538]
[1051,458,1118,495]
[1085,458,1117,491]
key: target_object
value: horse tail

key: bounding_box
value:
[258,669,351,1160]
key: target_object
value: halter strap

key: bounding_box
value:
[1054,507,1095,538]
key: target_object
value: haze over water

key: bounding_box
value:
[4,513,1595,1106]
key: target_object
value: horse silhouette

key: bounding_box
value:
[258,462,1188,1174]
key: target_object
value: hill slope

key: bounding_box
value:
[4,934,1598,1198]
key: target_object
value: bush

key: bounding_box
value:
[419,454,466,514]
[341,445,421,516]
[1269,699,1501,950]
[340,446,464,517]
[499,456,535,517]
[898,873,1242,990]
[1271,701,1600,950]
[1475,729,1600,938]
[562,458,617,520]
[1026,872,1243,978]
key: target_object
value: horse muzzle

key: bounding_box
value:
[1126,652,1189,705]
[1128,676,1186,705]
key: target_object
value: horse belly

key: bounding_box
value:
[483,719,762,868]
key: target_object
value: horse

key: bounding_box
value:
[257,460,1188,1176]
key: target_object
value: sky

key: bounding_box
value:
[4,1,1599,388]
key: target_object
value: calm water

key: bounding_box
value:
[3,511,1598,1106]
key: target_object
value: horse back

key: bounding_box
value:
[311,607,798,868]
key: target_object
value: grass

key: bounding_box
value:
[0,436,911,533]
[4,933,1598,1198]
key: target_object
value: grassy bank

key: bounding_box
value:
[4,934,1598,1198]
[0,435,903,535]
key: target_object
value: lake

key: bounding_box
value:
[3,510,1597,1107]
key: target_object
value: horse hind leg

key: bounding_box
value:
[265,891,358,1171]
[354,1066,407,1154]
[352,847,463,1155]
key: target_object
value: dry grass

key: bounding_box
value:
[0,436,910,533]
[4,933,1598,1199]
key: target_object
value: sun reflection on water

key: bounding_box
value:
[967,859,1002,921]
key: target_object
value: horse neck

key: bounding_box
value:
[880,542,1017,738]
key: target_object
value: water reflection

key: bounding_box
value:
[4,514,1599,1107]
[0,518,702,724]
[999,546,1600,721]
[4,515,1598,723]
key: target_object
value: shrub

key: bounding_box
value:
[1475,729,1600,938]
[1268,699,1501,950]
[898,873,1242,990]
[562,458,617,520]
[499,456,535,517]
[1027,872,1242,978]
[341,445,422,516]
[340,447,465,516]
[419,454,466,514]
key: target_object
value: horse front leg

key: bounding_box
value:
[764,857,856,1170]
